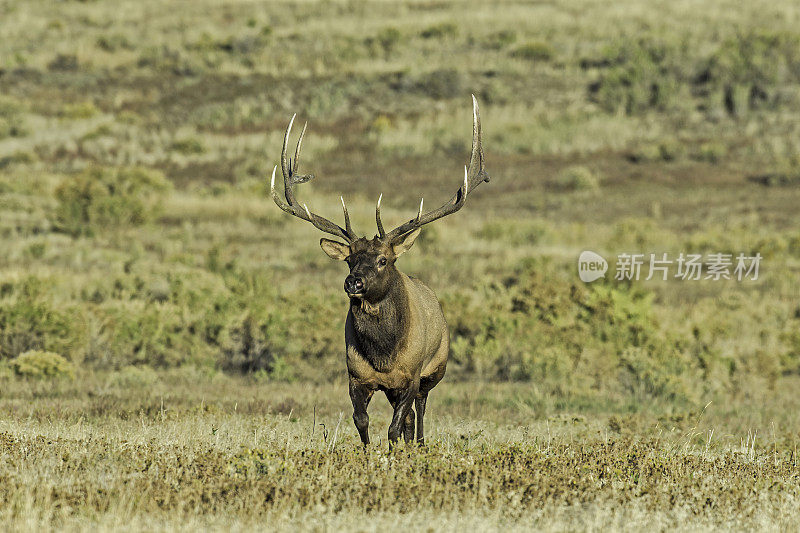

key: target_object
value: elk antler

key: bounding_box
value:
[270,114,356,243]
[379,94,490,242]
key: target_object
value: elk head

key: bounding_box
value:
[269,95,490,304]
[318,231,421,304]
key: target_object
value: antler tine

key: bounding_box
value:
[460,165,468,203]
[383,95,490,241]
[281,114,297,205]
[294,121,307,178]
[375,193,386,238]
[467,94,490,186]
[270,115,357,243]
[340,196,353,236]
[270,165,294,215]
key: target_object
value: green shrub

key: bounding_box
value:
[96,34,134,52]
[691,141,727,163]
[107,365,160,388]
[696,31,800,115]
[748,169,800,187]
[445,258,697,403]
[137,45,201,76]
[81,124,113,141]
[95,302,212,368]
[207,34,266,56]
[368,114,393,135]
[90,268,233,368]
[217,283,336,379]
[0,96,25,115]
[24,241,46,260]
[365,27,403,57]
[0,96,28,139]
[782,328,800,374]
[220,313,287,374]
[58,101,99,119]
[48,53,79,72]
[11,350,75,379]
[627,140,685,163]
[0,150,36,169]
[53,166,172,236]
[754,234,789,259]
[170,137,206,155]
[586,38,691,114]
[253,356,295,383]
[656,138,684,161]
[420,22,458,40]
[588,32,800,116]
[414,69,462,99]
[553,166,600,191]
[628,143,661,163]
[484,30,517,50]
[476,220,548,246]
[0,361,12,381]
[511,41,554,61]
[618,346,690,400]
[0,278,88,361]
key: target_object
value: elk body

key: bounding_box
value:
[270,96,489,446]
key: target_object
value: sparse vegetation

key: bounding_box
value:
[420,22,458,40]
[510,41,555,61]
[1,0,800,529]
[53,166,171,236]
[0,96,28,139]
[170,137,206,155]
[553,165,601,191]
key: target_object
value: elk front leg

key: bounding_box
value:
[349,379,373,446]
[387,381,419,447]
[415,392,428,444]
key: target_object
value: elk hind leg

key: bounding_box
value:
[387,382,418,447]
[403,408,415,443]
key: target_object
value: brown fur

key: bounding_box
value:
[273,97,488,448]
[322,232,449,447]
[348,280,408,373]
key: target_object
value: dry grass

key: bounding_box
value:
[3,0,800,529]
[1,373,800,531]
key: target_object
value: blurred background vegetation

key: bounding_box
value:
[0,0,799,415]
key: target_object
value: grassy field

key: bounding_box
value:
[3,372,800,531]
[2,0,800,530]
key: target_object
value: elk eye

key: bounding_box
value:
[378,257,387,267]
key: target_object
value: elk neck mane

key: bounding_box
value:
[349,273,409,373]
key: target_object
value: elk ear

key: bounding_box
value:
[392,228,421,257]
[320,239,350,261]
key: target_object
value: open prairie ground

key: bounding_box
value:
[1,0,800,530]
[3,373,800,531]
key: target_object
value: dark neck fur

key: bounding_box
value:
[349,275,408,373]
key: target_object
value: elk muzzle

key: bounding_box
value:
[344,275,365,296]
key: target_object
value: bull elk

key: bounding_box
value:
[269,96,489,446]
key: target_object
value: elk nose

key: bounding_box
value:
[344,275,365,294]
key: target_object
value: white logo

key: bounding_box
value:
[578,251,608,283]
